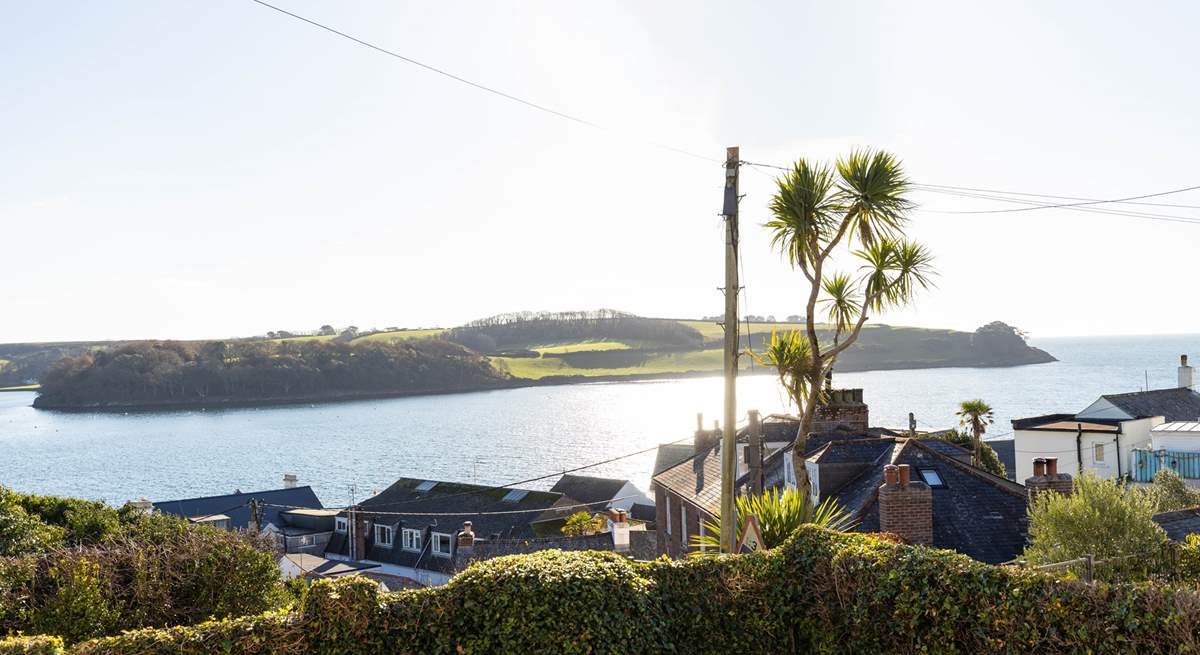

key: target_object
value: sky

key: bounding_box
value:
[3,1,1199,343]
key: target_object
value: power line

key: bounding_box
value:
[914,182,1200,211]
[920,183,1200,215]
[914,186,1200,225]
[247,0,719,165]
[262,493,647,517]
[361,436,691,510]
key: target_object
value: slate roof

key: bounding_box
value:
[653,443,695,476]
[1101,388,1200,421]
[653,444,724,515]
[987,437,1017,480]
[154,486,323,531]
[325,478,564,576]
[550,475,628,506]
[817,439,1030,564]
[1153,507,1200,541]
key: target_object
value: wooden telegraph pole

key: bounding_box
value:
[720,146,740,553]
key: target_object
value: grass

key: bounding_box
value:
[493,348,756,380]
[532,340,634,354]
[0,384,40,392]
[352,329,445,343]
[267,334,337,344]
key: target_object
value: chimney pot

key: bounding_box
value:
[1045,457,1058,476]
[898,464,911,486]
[884,464,899,486]
[1032,458,1046,477]
[458,521,475,548]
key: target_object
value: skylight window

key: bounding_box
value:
[414,480,438,493]
[501,488,529,503]
[918,468,945,487]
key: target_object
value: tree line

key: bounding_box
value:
[34,338,504,408]
[446,311,703,353]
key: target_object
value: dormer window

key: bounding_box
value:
[335,517,348,533]
[375,525,394,548]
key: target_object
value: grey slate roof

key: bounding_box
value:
[550,475,628,506]
[987,437,1017,480]
[283,554,379,576]
[1101,388,1200,421]
[826,440,1030,564]
[653,443,695,477]
[1153,507,1200,541]
[154,486,323,531]
[325,478,564,576]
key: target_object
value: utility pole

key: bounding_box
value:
[720,146,740,553]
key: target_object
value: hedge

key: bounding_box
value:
[9,526,1200,654]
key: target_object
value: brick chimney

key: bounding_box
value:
[457,521,475,558]
[693,413,720,455]
[350,509,369,561]
[745,410,764,496]
[1181,355,1195,390]
[1025,457,1073,502]
[878,463,932,546]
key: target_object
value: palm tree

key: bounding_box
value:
[956,399,995,468]
[763,150,935,493]
[690,488,855,553]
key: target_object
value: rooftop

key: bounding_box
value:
[154,485,323,532]
[1100,387,1200,421]
[1152,421,1200,434]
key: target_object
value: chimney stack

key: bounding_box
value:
[1025,456,1073,503]
[282,473,298,489]
[878,463,932,545]
[1181,355,1194,390]
[745,410,764,496]
[457,521,475,558]
[609,509,630,553]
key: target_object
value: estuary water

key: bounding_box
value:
[2,334,1197,506]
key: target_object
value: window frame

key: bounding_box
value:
[402,528,423,552]
[1093,442,1106,463]
[375,524,394,548]
[918,468,946,488]
[431,532,453,557]
[335,517,348,534]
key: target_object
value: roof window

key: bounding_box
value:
[918,468,946,488]
[501,488,529,503]
[414,480,438,492]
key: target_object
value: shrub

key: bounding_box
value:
[0,636,63,655]
[56,527,1200,654]
[1025,472,1167,565]
[1147,468,1200,513]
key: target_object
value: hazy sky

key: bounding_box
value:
[4,1,1199,343]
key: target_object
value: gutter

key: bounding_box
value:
[1114,424,1123,480]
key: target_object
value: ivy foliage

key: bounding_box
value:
[6,526,1196,654]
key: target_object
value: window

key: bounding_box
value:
[918,468,945,488]
[375,525,394,548]
[414,480,438,492]
[299,534,315,547]
[402,528,422,552]
[335,517,348,533]
[1094,442,1106,463]
[664,496,672,535]
[431,532,453,557]
[501,488,530,503]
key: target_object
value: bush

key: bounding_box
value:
[0,636,63,655]
[0,517,284,644]
[1147,468,1200,513]
[1024,473,1167,566]
[53,527,1200,654]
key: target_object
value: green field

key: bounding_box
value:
[492,348,759,380]
[0,384,40,392]
[531,340,633,354]
[352,329,445,343]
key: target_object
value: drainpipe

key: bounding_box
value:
[1114,424,1123,481]
[1076,423,1084,476]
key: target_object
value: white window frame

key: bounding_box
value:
[680,504,688,551]
[299,534,315,547]
[335,517,348,534]
[375,525,394,548]
[664,496,672,536]
[402,528,422,552]
[431,532,453,557]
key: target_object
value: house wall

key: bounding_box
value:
[610,481,654,512]
[1014,426,1153,482]
[1151,428,1200,452]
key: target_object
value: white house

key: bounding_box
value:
[1012,356,1200,483]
